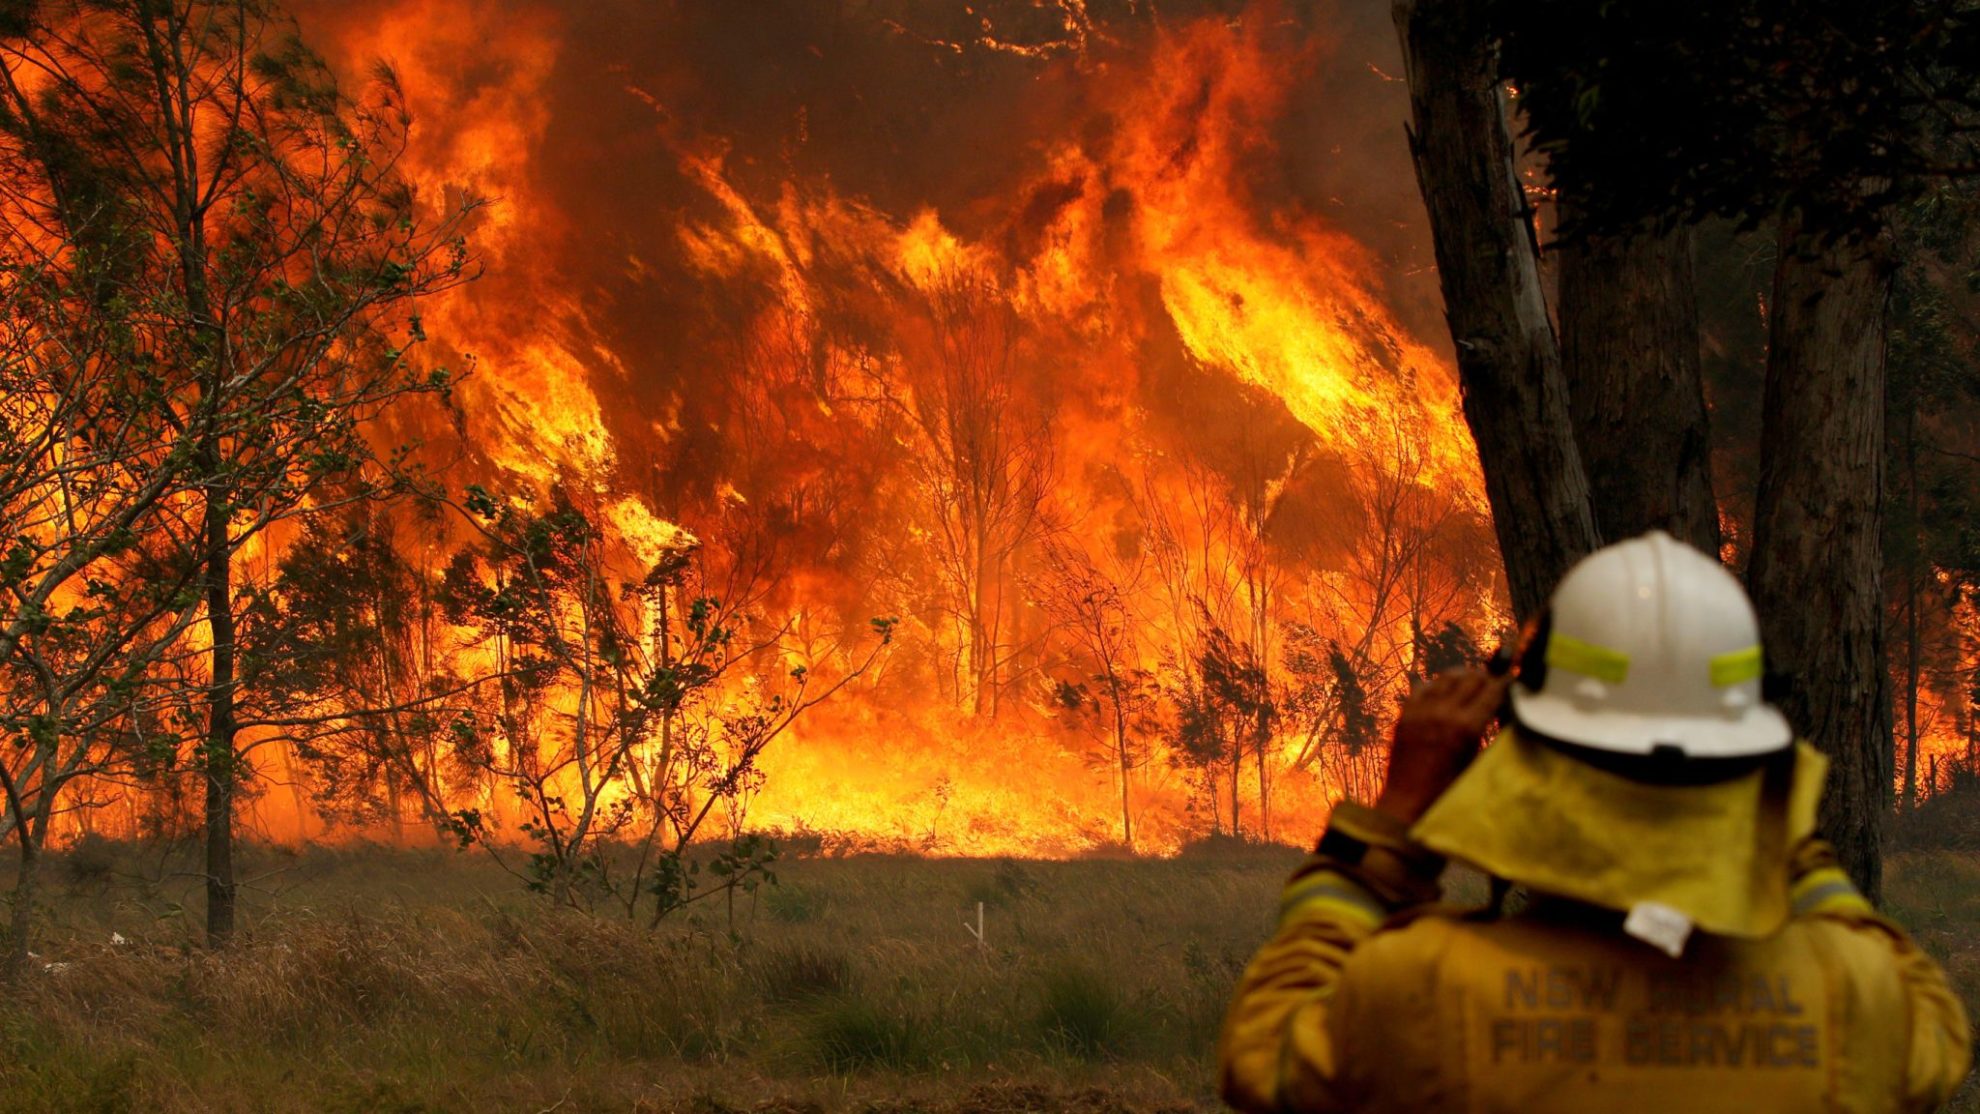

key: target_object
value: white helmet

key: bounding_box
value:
[1509,530,1792,759]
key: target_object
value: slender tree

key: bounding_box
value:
[0,244,214,975]
[0,0,477,942]
[1039,539,1153,849]
[882,270,1053,717]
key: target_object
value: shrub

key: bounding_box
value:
[964,858,1037,911]
[1897,784,1980,852]
[58,834,120,885]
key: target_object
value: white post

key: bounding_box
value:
[963,900,986,953]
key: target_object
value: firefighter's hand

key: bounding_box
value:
[1375,668,1511,824]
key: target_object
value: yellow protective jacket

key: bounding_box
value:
[1220,847,1971,1113]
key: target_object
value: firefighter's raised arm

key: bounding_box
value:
[1220,668,1507,1113]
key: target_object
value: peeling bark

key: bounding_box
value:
[1393,0,1598,619]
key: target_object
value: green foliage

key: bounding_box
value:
[649,834,781,926]
[710,833,780,896]
[440,809,485,851]
[1327,643,1377,755]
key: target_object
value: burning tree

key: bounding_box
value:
[245,504,481,839]
[1132,368,1334,843]
[437,487,892,920]
[1039,538,1156,850]
[883,270,1054,718]
[1281,623,1379,807]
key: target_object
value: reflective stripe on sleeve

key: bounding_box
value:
[1792,866,1873,916]
[1278,871,1386,931]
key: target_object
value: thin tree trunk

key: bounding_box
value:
[1559,225,1720,553]
[1256,729,1270,843]
[1900,395,1921,815]
[1903,569,1920,814]
[1228,720,1242,838]
[202,469,239,946]
[1393,0,1598,619]
[971,505,991,717]
[1110,682,1133,850]
[1746,222,1894,900]
[5,826,40,979]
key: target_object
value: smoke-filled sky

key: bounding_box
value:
[295,0,1448,474]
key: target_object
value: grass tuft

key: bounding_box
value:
[756,942,855,1003]
[1034,962,1134,1060]
[765,883,829,924]
[807,994,924,1073]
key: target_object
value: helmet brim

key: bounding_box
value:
[1509,685,1793,760]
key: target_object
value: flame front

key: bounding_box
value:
[58,0,1510,855]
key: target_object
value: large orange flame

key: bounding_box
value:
[111,0,1512,855]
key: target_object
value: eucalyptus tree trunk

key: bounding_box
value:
[1559,226,1720,553]
[1900,397,1921,816]
[1746,223,1894,899]
[201,464,239,945]
[1392,0,1598,620]
[5,819,42,979]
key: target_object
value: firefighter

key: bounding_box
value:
[1221,530,1971,1112]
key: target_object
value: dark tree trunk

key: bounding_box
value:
[1228,726,1242,838]
[1895,379,1922,815]
[1110,688,1133,850]
[1393,0,1598,619]
[1746,223,1894,900]
[1902,565,1920,814]
[5,825,40,979]
[202,468,238,946]
[1559,226,1720,553]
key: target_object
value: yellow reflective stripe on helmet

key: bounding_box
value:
[1545,632,1631,684]
[1710,644,1764,687]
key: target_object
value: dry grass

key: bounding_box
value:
[0,840,1296,1112]
[1883,852,1980,1113]
[0,841,1973,1112]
